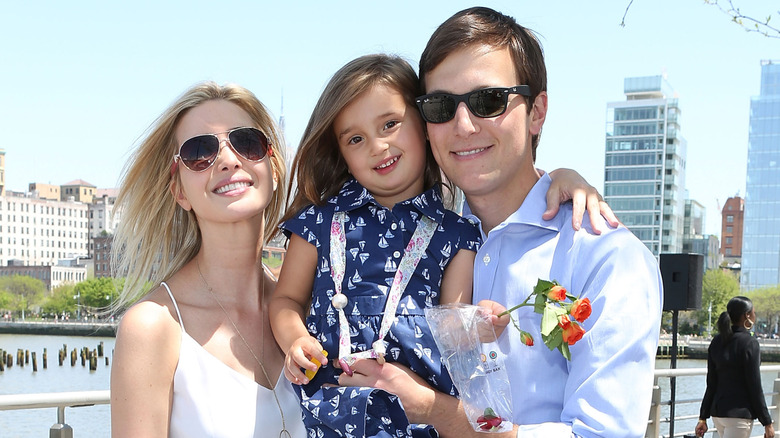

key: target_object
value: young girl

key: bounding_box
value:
[110,82,305,437]
[269,54,610,437]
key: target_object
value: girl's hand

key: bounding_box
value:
[476,299,509,340]
[544,168,620,234]
[283,336,327,385]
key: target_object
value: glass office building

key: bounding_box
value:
[742,60,780,290]
[605,75,687,257]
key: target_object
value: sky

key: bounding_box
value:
[1,0,777,237]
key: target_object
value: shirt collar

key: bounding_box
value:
[463,173,562,235]
[332,178,447,224]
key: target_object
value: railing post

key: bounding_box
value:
[50,406,73,438]
[773,372,780,426]
[647,382,661,438]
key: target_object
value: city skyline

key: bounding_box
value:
[2,1,778,237]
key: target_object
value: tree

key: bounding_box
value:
[75,277,121,311]
[41,284,77,318]
[622,1,780,39]
[696,269,740,334]
[749,285,780,335]
[0,275,47,318]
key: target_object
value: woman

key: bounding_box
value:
[109,82,305,438]
[696,296,775,438]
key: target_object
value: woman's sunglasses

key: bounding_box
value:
[415,85,531,124]
[171,127,272,174]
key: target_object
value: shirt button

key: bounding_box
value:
[483,253,491,265]
[391,223,398,230]
[393,251,401,258]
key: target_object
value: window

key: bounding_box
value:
[726,226,733,233]
[727,215,734,223]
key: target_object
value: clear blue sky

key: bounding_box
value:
[1,1,776,237]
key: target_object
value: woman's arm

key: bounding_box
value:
[544,168,619,234]
[110,299,180,437]
[269,233,327,384]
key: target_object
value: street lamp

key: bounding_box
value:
[74,293,81,321]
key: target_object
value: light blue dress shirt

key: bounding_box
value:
[465,173,663,438]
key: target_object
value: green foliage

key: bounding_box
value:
[41,284,77,316]
[0,275,47,315]
[695,269,741,335]
[748,285,780,335]
[75,277,122,309]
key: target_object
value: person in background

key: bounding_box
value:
[338,7,663,438]
[110,82,305,438]
[696,296,775,438]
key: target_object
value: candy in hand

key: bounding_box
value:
[304,350,328,380]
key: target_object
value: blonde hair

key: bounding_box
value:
[281,54,443,225]
[111,81,287,311]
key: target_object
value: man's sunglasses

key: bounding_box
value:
[171,127,272,174]
[415,85,531,124]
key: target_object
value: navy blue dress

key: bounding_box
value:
[281,178,481,437]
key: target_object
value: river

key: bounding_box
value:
[1,334,778,438]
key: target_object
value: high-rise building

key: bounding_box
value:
[742,60,780,291]
[720,196,744,264]
[605,75,687,256]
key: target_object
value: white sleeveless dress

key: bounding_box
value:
[162,282,305,438]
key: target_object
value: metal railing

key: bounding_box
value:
[2,364,780,438]
[0,390,110,438]
[647,365,780,438]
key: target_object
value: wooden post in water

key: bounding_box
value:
[17,349,23,368]
[105,356,109,366]
[0,350,4,372]
[58,348,64,366]
[43,348,47,369]
[70,348,77,366]
[7,352,13,368]
[98,342,104,357]
[32,352,37,372]
[25,349,29,364]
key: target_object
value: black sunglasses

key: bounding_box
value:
[415,85,531,124]
[172,127,272,174]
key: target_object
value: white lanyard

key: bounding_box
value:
[329,210,436,369]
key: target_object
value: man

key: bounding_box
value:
[341,7,663,438]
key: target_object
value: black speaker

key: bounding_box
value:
[660,253,703,311]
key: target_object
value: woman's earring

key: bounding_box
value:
[744,317,754,330]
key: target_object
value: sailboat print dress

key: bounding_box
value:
[280,178,481,438]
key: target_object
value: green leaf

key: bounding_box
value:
[534,292,546,314]
[540,304,564,336]
[543,327,564,351]
[558,342,571,361]
[534,279,554,294]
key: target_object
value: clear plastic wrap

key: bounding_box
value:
[425,303,513,433]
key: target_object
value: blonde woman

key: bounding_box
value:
[110,82,304,438]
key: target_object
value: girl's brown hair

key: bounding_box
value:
[281,54,444,226]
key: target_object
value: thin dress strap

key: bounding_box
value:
[160,281,186,333]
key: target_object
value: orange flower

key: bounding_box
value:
[548,285,567,301]
[558,314,572,329]
[560,318,586,345]
[570,298,592,323]
[520,331,534,346]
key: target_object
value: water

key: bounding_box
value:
[1,334,778,438]
[0,334,115,438]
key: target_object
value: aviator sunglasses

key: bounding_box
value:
[415,85,531,124]
[171,127,272,174]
